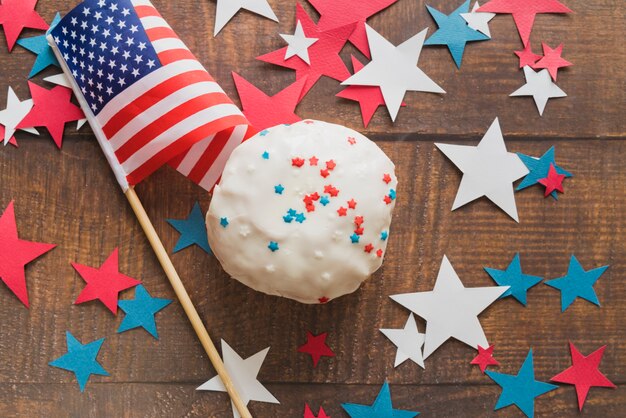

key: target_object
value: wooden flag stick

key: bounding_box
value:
[124,187,252,418]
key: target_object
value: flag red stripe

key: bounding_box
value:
[146,27,178,42]
[135,5,162,19]
[186,128,235,183]
[158,48,197,65]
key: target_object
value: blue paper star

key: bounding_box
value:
[17,13,62,78]
[117,285,172,339]
[268,241,279,252]
[424,1,489,68]
[49,331,109,392]
[484,253,543,306]
[516,146,572,200]
[545,255,608,311]
[486,350,557,418]
[274,184,284,194]
[166,202,211,254]
[342,381,419,418]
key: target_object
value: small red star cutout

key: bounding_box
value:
[318,296,329,304]
[303,120,315,124]
[298,331,335,367]
[384,195,392,204]
[551,342,616,410]
[292,157,306,167]
[514,44,543,68]
[347,136,356,145]
[320,169,330,178]
[354,216,364,226]
[538,163,566,197]
[347,199,357,209]
[354,227,364,235]
[324,185,339,197]
[325,160,336,170]
[309,156,319,166]
[337,207,347,216]
[0,0,49,52]
[471,344,500,373]
[0,201,55,307]
[72,248,141,314]
[376,249,383,257]
[382,173,392,184]
[364,243,374,253]
[304,403,331,418]
[533,42,572,81]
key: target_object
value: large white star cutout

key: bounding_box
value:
[380,313,425,368]
[214,0,278,37]
[391,255,509,359]
[43,73,88,130]
[341,25,445,121]
[197,340,279,418]
[510,66,567,116]
[0,87,39,145]
[435,117,529,222]
[279,20,318,64]
[460,2,495,38]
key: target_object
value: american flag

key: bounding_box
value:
[48,0,255,191]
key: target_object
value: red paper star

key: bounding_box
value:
[478,0,572,46]
[304,403,330,418]
[308,0,398,58]
[471,344,500,373]
[232,72,307,131]
[17,82,84,148]
[514,44,543,68]
[257,4,356,99]
[72,248,141,314]
[551,342,616,410]
[538,163,566,197]
[533,43,572,81]
[0,0,48,52]
[0,125,18,147]
[0,201,55,307]
[298,331,335,367]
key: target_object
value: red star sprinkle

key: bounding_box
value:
[303,120,315,124]
[347,199,357,209]
[0,0,49,52]
[292,157,306,167]
[364,243,374,253]
[72,248,141,314]
[0,201,55,307]
[533,43,572,81]
[376,249,383,257]
[382,173,392,184]
[551,343,616,410]
[320,169,330,178]
[298,331,336,367]
[318,296,329,304]
[309,156,319,166]
[354,216,364,226]
[304,403,331,418]
[337,207,347,216]
[324,185,339,197]
[471,344,500,373]
[347,136,357,145]
[311,192,320,201]
[538,163,566,197]
[325,160,336,170]
[383,195,392,204]
[306,204,316,212]
[17,82,85,149]
[354,227,364,235]
[514,43,543,68]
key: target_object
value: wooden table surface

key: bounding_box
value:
[0,0,624,416]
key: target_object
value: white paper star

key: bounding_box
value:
[391,255,508,359]
[380,313,425,368]
[279,20,318,64]
[341,25,445,121]
[214,0,278,37]
[43,73,88,130]
[460,2,495,38]
[510,66,567,116]
[435,118,528,221]
[0,87,39,146]
[197,340,279,418]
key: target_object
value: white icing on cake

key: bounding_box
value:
[206,120,398,304]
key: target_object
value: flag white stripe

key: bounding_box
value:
[152,38,188,53]
[139,16,169,30]
[131,0,155,6]
[175,134,216,176]
[198,125,249,190]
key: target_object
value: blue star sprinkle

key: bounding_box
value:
[389,189,397,200]
[380,231,389,241]
[262,150,270,158]
[545,255,609,312]
[320,195,330,206]
[17,13,62,78]
[220,217,229,228]
[295,213,306,223]
[49,331,109,392]
[517,146,572,200]
[260,130,270,136]
[288,208,297,216]
[350,233,360,244]
[166,202,211,254]
[274,184,284,194]
[486,350,558,418]
[342,381,419,418]
[424,0,489,68]
[117,285,172,339]
[268,241,279,252]
[283,214,294,223]
[484,253,543,306]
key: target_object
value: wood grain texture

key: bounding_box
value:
[0,0,624,417]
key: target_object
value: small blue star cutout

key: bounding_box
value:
[380,231,389,241]
[424,0,489,68]
[544,255,608,311]
[274,184,284,194]
[320,195,330,206]
[389,189,397,200]
[260,130,270,136]
[484,253,543,306]
[486,350,558,418]
[517,146,572,200]
[342,381,419,418]
[166,202,211,254]
[268,241,279,252]
[262,150,269,158]
[283,214,293,223]
[17,13,62,78]
[220,217,229,228]
[49,331,109,392]
[295,213,306,223]
[350,233,360,243]
[117,285,172,339]
[288,209,297,216]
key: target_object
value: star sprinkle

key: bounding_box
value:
[511,66,567,115]
[274,184,285,194]
[533,43,572,81]
[280,20,318,64]
[304,404,330,418]
[213,0,278,36]
[0,86,39,146]
[49,331,109,392]
[0,201,55,307]
[435,118,529,222]
[342,25,445,121]
[268,241,279,252]
[72,248,141,314]
[342,381,419,418]
[471,344,499,373]
[461,2,495,37]
[516,146,572,199]
[551,343,616,410]
[16,13,61,78]
[220,217,229,228]
[298,331,335,367]
[514,43,543,68]
[544,255,608,312]
[424,1,489,68]
[117,285,172,339]
[486,350,558,418]
[484,253,543,305]
[391,255,508,359]
[0,0,48,52]
[197,340,279,418]
[380,313,425,368]
[478,0,572,46]
[166,202,211,254]
[232,72,307,131]
[257,4,356,99]
[538,164,566,197]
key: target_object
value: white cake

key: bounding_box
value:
[206,120,398,303]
